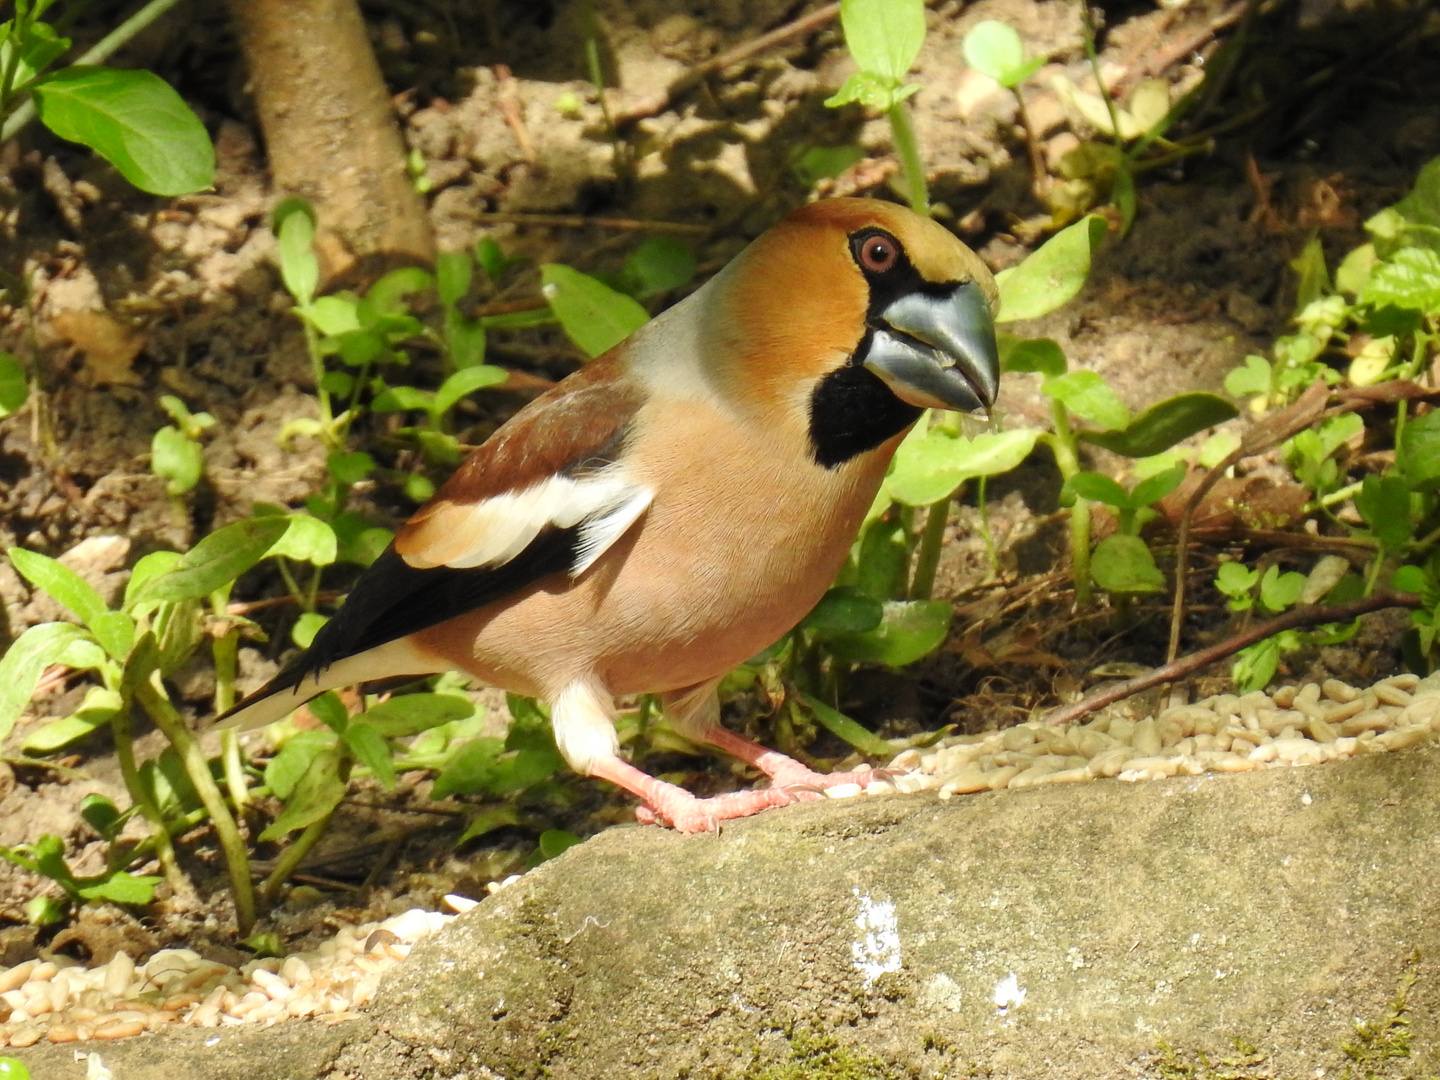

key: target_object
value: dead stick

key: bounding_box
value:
[1047,591,1422,728]
[614,2,840,125]
[472,212,710,235]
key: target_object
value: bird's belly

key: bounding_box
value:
[414,435,892,699]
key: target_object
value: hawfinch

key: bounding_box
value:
[222,198,1000,833]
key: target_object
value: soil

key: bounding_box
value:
[0,0,1436,987]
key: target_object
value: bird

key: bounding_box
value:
[220,198,1001,833]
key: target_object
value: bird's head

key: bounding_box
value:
[701,198,1001,468]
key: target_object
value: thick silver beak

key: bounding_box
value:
[862,281,1000,416]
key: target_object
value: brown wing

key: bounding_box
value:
[246,354,651,694]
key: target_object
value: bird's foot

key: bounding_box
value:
[634,785,802,833]
[762,759,887,796]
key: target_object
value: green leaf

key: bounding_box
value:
[306,295,362,336]
[536,829,584,860]
[1361,245,1440,313]
[31,66,214,196]
[308,691,349,733]
[1233,637,1279,693]
[267,515,338,567]
[838,0,926,82]
[1392,564,1429,596]
[259,747,346,841]
[792,145,866,188]
[7,547,107,626]
[0,1052,33,1079]
[344,724,395,790]
[798,691,894,758]
[457,805,523,846]
[886,426,1038,506]
[123,551,179,610]
[265,729,335,799]
[445,314,488,370]
[355,694,474,739]
[291,611,327,649]
[89,613,135,665]
[1061,471,1128,508]
[1224,356,1272,399]
[802,587,884,634]
[1090,534,1165,594]
[825,599,951,667]
[366,267,434,317]
[130,517,289,606]
[962,20,1035,87]
[620,237,696,297]
[1215,560,1259,599]
[431,736,506,799]
[434,365,508,418]
[79,792,124,840]
[22,687,122,755]
[371,385,434,413]
[1079,392,1237,458]
[75,870,161,905]
[824,71,907,111]
[1401,408,1440,492]
[1002,337,1066,377]
[151,425,204,495]
[851,515,910,602]
[0,623,88,744]
[1258,565,1307,612]
[1043,370,1129,431]
[995,216,1107,323]
[328,450,375,485]
[541,264,649,358]
[1355,473,1413,550]
[436,251,473,308]
[0,352,28,417]
[1130,464,1186,508]
[275,199,319,305]
[0,20,69,92]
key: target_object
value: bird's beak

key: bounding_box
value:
[862,281,1000,417]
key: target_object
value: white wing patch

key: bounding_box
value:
[401,466,653,574]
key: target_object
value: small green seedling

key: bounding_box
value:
[151,394,216,497]
[825,0,929,214]
[0,353,27,417]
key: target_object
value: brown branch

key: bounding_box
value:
[1047,591,1422,728]
[472,212,711,235]
[1165,379,1440,664]
[614,2,840,126]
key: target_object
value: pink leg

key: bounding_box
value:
[699,724,878,794]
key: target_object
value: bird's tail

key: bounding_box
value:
[213,638,444,732]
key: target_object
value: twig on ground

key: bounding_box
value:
[1047,591,1422,728]
[471,212,710,235]
[613,2,840,126]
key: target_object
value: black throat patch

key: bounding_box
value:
[806,228,957,468]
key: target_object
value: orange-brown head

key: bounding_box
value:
[675,198,1000,467]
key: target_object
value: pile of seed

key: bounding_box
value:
[0,901,473,1048]
[874,674,1440,799]
[3,674,1439,1050]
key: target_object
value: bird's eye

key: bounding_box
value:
[853,232,899,274]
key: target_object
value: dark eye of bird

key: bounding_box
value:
[852,231,899,274]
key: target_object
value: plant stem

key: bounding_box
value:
[976,475,1001,579]
[1046,403,1092,605]
[107,708,185,891]
[261,810,335,904]
[1,0,190,143]
[222,729,249,810]
[135,678,256,935]
[910,496,951,600]
[886,100,928,216]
